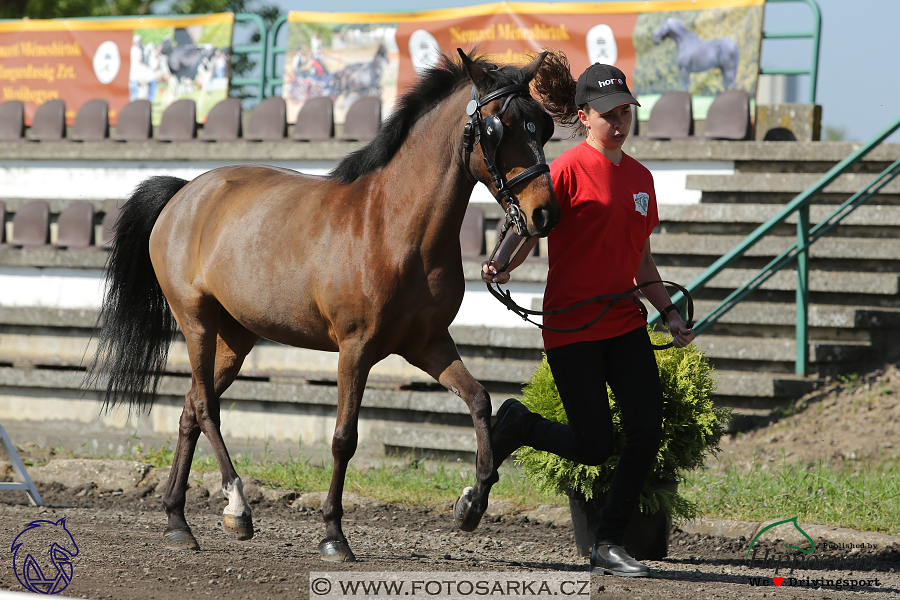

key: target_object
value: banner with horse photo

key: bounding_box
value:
[0,13,233,127]
[285,0,763,125]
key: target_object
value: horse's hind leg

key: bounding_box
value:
[162,302,259,550]
[403,332,495,532]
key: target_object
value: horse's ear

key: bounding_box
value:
[520,51,548,84]
[458,48,490,88]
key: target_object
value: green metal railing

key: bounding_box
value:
[264,15,289,99]
[657,114,900,376]
[231,13,268,104]
[760,0,822,104]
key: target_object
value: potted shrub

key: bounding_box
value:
[514,328,730,560]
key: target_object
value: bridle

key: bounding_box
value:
[463,83,551,238]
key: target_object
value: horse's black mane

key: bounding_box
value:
[329,52,528,184]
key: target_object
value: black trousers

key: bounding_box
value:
[536,326,664,545]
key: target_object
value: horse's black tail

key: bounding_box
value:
[85,176,189,412]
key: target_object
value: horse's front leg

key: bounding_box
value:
[319,343,374,562]
[403,332,495,532]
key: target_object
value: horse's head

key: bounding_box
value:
[458,50,560,238]
[653,18,678,45]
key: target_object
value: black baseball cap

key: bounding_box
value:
[575,63,640,114]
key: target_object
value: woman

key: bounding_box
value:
[482,54,694,577]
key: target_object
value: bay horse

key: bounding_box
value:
[653,17,739,91]
[87,49,560,562]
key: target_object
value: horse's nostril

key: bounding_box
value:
[531,207,552,233]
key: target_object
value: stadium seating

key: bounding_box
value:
[99,206,120,249]
[29,99,66,142]
[0,101,25,141]
[293,97,334,142]
[202,97,242,141]
[245,97,287,141]
[341,96,380,142]
[54,201,95,250]
[702,90,751,140]
[71,99,109,142]
[156,99,197,142]
[115,100,153,142]
[636,91,693,140]
[3,200,50,249]
[460,205,485,258]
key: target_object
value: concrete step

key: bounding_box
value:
[652,233,900,261]
[694,334,871,365]
[686,172,900,195]
[371,424,477,459]
[656,265,900,296]
[685,301,900,335]
[658,203,900,227]
[713,370,819,400]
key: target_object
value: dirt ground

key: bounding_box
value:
[713,363,900,470]
[2,363,900,599]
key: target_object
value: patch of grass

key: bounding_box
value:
[132,442,564,510]
[683,458,900,535]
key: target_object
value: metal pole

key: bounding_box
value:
[795,204,810,375]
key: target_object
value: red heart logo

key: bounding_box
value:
[773,577,784,586]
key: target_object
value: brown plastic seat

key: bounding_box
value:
[293,97,334,142]
[115,100,152,142]
[341,96,381,142]
[157,99,197,142]
[245,97,286,141]
[0,200,5,243]
[0,101,25,141]
[202,97,242,142]
[99,206,120,249]
[30,99,66,142]
[460,205,485,258]
[54,201,95,249]
[71,99,109,142]
[701,90,751,141]
[639,91,693,140]
[7,200,50,249]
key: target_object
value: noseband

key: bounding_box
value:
[463,83,551,236]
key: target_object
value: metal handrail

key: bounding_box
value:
[760,0,822,104]
[232,13,267,104]
[658,113,900,376]
[264,15,289,99]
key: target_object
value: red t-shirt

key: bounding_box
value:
[542,141,660,350]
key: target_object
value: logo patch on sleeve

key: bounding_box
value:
[633,192,649,216]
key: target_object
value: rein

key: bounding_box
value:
[485,218,694,351]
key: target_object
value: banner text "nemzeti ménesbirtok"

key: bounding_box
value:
[310,572,590,599]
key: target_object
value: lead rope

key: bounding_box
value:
[484,219,694,351]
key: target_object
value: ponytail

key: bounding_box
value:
[532,49,586,137]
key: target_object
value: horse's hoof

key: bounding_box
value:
[223,514,254,540]
[453,486,484,532]
[164,528,200,551]
[319,539,356,562]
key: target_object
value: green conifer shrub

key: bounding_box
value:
[515,328,730,520]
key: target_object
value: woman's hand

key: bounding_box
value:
[482,260,511,284]
[666,313,695,348]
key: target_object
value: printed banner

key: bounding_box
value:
[285,0,763,124]
[0,14,233,127]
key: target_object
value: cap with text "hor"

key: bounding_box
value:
[575,63,640,115]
